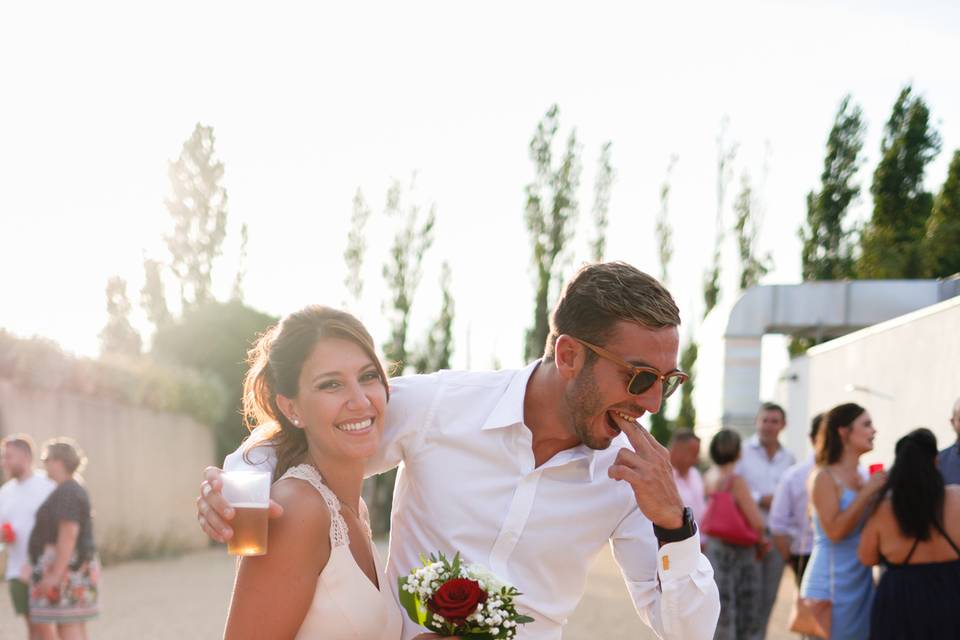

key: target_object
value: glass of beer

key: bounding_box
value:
[222,470,271,556]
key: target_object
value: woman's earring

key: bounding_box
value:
[292,418,300,426]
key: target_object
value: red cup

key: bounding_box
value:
[869,463,884,475]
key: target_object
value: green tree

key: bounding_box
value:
[231,222,249,302]
[649,156,679,445]
[164,123,229,309]
[590,141,615,262]
[674,340,698,429]
[343,188,371,306]
[733,173,772,290]
[524,104,582,360]
[924,150,960,277]
[655,155,678,284]
[858,85,941,278]
[99,276,142,357]
[799,96,865,281]
[369,181,435,536]
[704,118,737,318]
[413,262,455,374]
[151,300,276,463]
[381,180,436,371]
[140,258,171,330]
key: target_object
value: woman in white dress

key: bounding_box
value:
[223,306,445,640]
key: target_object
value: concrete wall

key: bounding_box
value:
[801,296,960,467]
[0,380,215,562]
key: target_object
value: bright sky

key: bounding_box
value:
[2,1,959,395]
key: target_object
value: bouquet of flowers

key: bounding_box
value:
[399,552,534,639]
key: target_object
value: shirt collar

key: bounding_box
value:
[480,360,599,481]
[481,360,540,431]
[747,434,783,457]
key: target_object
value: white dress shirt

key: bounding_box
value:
[227,363,720,640]
[768,456,815,556]
[735,435,796,522]
[672,466,706,527]
[0,469,56,579]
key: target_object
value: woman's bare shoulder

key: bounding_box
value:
[271,477,332,534]
[944,485,960,511]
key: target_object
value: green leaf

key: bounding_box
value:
[514,615,536,624]
[397,577,428,626]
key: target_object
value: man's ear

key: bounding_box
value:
[554,335,583,381]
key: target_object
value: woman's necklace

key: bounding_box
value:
[306,456,363,524]
[338,498,362,522]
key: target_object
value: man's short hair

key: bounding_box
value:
[757,402,786,421]
[1,433,35,458]
[669,428,700,447]
[40,437,86,475]
[544,261,680,358]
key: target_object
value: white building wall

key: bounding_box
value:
[803,296,960,467]
[775,355,811,460]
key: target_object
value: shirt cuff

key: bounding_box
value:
[656,531,702,581]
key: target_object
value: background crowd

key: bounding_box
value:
[0,435,98,640]
[688,397,960,640]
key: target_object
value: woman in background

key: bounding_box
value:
[27,438,99,640]
[703,429,766,640]
[800,404,885,640]
[858,428,960,639]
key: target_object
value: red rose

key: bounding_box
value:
[1,523,14,544]
[427,578,487,623]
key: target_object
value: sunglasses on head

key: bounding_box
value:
[571,337,688,399]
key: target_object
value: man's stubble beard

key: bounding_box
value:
[565,362,611,451]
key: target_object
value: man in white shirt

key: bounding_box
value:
[0,434,56,640]
[735,402,795,640]
[769,414,822,587]
[669,429,705,532]
[198,261,720,639]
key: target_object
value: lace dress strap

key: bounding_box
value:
[279,464,350,548]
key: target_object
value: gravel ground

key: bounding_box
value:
[1,544,797,639]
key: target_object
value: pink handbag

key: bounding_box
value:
[700,476,760,546]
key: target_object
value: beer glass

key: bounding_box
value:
[222,470,271,556]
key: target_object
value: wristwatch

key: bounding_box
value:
[652,506,697,544]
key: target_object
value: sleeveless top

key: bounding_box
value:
[800,484,874,640]
[278,464,403,640]
[870,519,960,640]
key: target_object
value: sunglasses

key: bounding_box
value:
[571,337,688,399]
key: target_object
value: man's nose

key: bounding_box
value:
[634,380,663,415]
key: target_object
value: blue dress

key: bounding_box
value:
[800,487,874,640]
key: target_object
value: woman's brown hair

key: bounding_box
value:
[815,402,866,466]
[241,306,388,480]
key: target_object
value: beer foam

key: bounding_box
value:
[229,502,269,509]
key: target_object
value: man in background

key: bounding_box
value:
[669,429,705,532]
[736,402,796,640]
[769,413,823,586]
[0,434,56,640]
[937,397,960,485]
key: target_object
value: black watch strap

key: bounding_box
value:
[652,506,697,544]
